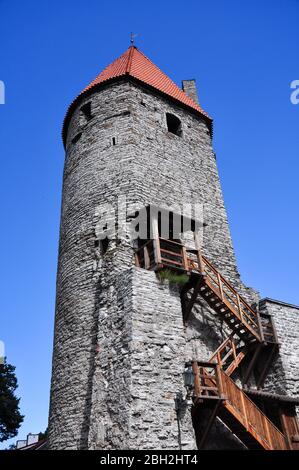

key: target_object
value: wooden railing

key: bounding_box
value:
[221,371,287,450]
[191,361,288,450]
[192,361,224,400]
[136,238,187,270]
[209,335,246,377]
[159,238,186,269]
[135,238,263,341]
[190,254,261,338]
[136,239,285,449]
[135,240,155,270]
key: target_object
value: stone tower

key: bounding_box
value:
[48,46,299,450]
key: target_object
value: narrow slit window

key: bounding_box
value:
[112,137,116,146]
[80,102,92,122]
[72,132,82,144]
[100,238,109,255]
[166,113,182,137]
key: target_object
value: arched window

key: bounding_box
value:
[166,113,182,137]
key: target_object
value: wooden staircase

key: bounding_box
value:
[183,253,262,343]
[191,362,288,450]
[135,236,290,449]
[209,335,247,377]
[182,251,285,449]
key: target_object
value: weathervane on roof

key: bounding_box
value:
[130,32,138,46]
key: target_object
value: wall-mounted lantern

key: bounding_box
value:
[183,362,195,392]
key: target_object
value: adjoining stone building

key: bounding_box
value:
[48,45,299,450]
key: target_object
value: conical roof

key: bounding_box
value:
[63,46,211,144]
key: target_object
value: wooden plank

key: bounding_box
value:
[225,350,246,376]
[160,257,183,266]
[204,278,261,341]
[242,343,262,385]
[236,293,244,324]
[181,245,188,271]
[159,237,183,246]
[192,361,201,398]
[263,413,273,449]
[256,344,278,389]
[279,409,293,450]
[160,247,183,258]
[217,272,224,301]
[215,364,224,398]
[144,245,150,269]
[223,371,287,449]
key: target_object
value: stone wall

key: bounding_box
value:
[88,267,197,449]
[49,77,260,449]
[260,298,299,397]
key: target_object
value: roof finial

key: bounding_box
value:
[130,32,138,46]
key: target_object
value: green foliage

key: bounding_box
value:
[38,428,48,441]
[0,358,24,442]
[158,269,189,286]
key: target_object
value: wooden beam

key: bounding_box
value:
[242,343,262,385]
[279,409,293,450]
[217,272,224,301]
[256,344,278,389]
[183,279,203,323]
[181,245,188,271]
[192,361,201,398]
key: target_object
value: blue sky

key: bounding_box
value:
[0,0,298,448]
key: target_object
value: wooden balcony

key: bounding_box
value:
[135,237,265,343]
[135,237,191,272]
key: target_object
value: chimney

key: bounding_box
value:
[182,79,199,104]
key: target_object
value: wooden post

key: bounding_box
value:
[279,408,293,450]
[217,352,222,370]
[270,315,279,344]
[236,293,244,323]
[181,245,188,271]
[217,272,224,300]
[194,231,205,274]
[192,361,201,398]
[257,310,264,342]
[263,414,273,449]
[240,388,249,431]
[151,215,161,266]
[215,364,224,398]
[231,338,237,362]
[144,245,150,269]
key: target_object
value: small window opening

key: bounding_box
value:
[112,137,116,146]
[100,238,109,255]
[72,132,82,144]
[166,113,182,137]
[158,211,181,242]
[80,102,92,122]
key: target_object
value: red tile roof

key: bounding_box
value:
[63,46,211,145]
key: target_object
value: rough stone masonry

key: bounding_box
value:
[47,48,299,450]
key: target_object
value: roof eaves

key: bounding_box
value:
[62,74,213,148]
[260,297,299,311]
